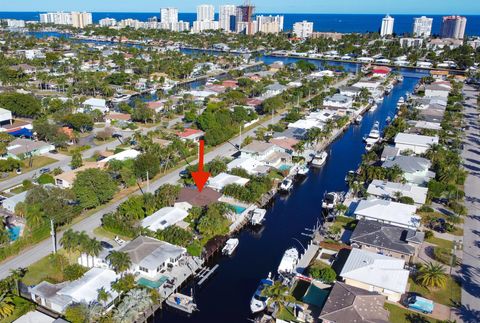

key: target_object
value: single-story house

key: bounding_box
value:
[2,190,28,213]
[383,156,434,186]
[227,157,270,176]
[82,98,109,114]
[176,128,204,142]
[319,282,389,323]
[394,133,439,155]
[340,248,409,302]
[353,198,421,229]
[119,236,186,280]
[5,138,54,159]
[323,94,353,110]
[263,83,287,98]
[350,219,424,261]
[424,82,451,99]
[141,207,189,232]
[55,162,102,189]
[175,187,222,209]
[380,146,400,162]
[269,137,300,154]
[367,179,428,205]
[207,172,249,191]
[240,140,291,169]
[372,66,391,78]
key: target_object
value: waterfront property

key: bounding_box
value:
[339,248,409,302]
[382,155,435,186]
[353,198,421,229]
[207,172,250,191]
[366,179,428,205]
[394,133,439,155]
[140,207,189,231]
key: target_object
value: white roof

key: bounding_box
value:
[58,268,118,304]
[13,311,55,323]
[141,207,189,231]
[100,149,140,163]
[288,118,323,130]
[414,121,442,131]
[367,180,428,205]
[394,133,439,147]
[83,98,106,107]
[227,157,263,174]
[207,172,249,191]
[0,108,12,123]
[340,248,409,294]
[354,198,420,228]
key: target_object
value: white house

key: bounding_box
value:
[98,149,140,164]
[383,156,434,186]
[240,140,291,169]
[141,207,189,231]
[352,80,382,92]
[0,108,13,127]
[263,83,287,98]
[2,191,28,213]
[340,248,409,302]
[323,94,353,109]
[82,98,109,114]
[367,179,428,205]
[339,86,362,98]
[394,133,439,155]
[424,82,452,99]
[227,157,270,175]
[207,172,249,191]
[353,198,421,229]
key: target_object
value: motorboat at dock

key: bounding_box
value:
[222,238,239,256]
[311,151,328,167]
[250,208,267,226]
[166,292,198,314]
[279,178,293,192]
[250,275,273,313]
[277,247,299,275]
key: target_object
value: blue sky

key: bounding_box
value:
[1,0,479,14]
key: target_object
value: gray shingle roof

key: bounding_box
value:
[382,156,431,173]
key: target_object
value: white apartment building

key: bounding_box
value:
[39,11,91,28]
[71,12,92,28]
[161,7,178,24]
[219,5,237,32]
[380,14,394,37]
[192,20,219,33]
[256,15,284,34]
[441,16,467,39]
[99,18,116,27]
[400,37,424,48]
[197,4,215,22]
[293,21,314,38]
[413,16,433,37]
[4,19,26,28]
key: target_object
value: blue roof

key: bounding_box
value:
[9,128,33,138]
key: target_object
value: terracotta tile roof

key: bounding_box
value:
[176,128,204,139]
[176,187,222,207]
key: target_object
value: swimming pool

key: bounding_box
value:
[8,226,21,241]
[138,275,169,289]
[278,164,291,171]
[230,204,247,214]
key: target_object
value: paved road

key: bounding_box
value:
[458,85,480,323]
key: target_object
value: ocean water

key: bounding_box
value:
[1,12,480,35]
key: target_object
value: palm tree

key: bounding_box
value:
[261,281,296,314]
[106,251,132,275]
[9,268,27,296]
[417,262,448,289]
[97,287,111,305]
[0,293,15,319]
[60,229,78,254]
[85,238,102,268]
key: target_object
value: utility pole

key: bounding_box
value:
[50,219,56,254]
[146,171,150,193]
[239,125,242,148]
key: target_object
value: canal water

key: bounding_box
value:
[158,75,424,322]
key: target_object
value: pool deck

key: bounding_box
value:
[158,256,204,300]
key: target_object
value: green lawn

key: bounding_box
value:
[384,303,435,323]
[0,156,57,182]
[276,306,298,322]
[93,226,131,242]
[0,296,35,323]
[426,236,454,249]
[22,250,78,286]
[408,277,461,307]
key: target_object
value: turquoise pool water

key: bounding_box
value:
[230,204,247,214]
[8,226,21,241]
[138,275,169,289]
[278,164,291,171]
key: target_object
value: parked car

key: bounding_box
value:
[16,169,22,175]
[404,295,434,314]
[39,168,51,174]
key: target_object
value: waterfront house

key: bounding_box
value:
[394,133,439,155]
[352,80,382,93]
[82,98,109,114]
[227,157,270,176]
[30,268,119,313]
[119,236,186,280]
[353,198,421,229]
[269,137,300,155]
[176,128,204,143]
[323,94,353,111]
[419,107,445,123]
[339,248,409,302]
[382,155,434,186]
[240,140,291,169]
[424,82,452,99]
[319,282,389,323]
[380,145,400,162]
[372,66,391,78]
[207,172,249,191]
[350,219,424,262]
[141,207,189,232]
[175,187,222,209]
[366,179,428,205]
[339,86,362,98]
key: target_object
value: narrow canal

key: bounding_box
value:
[159,75,423,323]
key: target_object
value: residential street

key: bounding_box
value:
[458,84,480,322]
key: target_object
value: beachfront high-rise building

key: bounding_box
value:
[161,7,178,24]
[441,16,467,39]
[39,12,72,25]
[256,15,284,34]
[236,1,255,35]
[293,21,314,38]
[99,18,117,27]
[380,14,394,37]
[219,5,237,32]
[71,12,92,28]
[197,4,215,22]
[413,16,433,38]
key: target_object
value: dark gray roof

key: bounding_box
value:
[381,145,399,161]
[273,127,308,140]
[382,155,431,173]
[350,219,424,256]
[319,282,389,323]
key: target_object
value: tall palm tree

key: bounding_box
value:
[97,287,111,305]
[9,268,27,296]
[261,281,296,314]
[85,238,103,268]
[60,229,78,254]
[417,262,448,289]
[106,251,132,276]
[0,293,15,319]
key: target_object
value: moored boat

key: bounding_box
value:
[250,276,273,313]
[250,208,267,226]
[322,192,341,210]
[311,151,328,167]
[279,178,293,192]
[222,238,239,256]
[355,115,363,124]
[277,247,299,275]
[166,293,197,314]
[296,164,309,176]
[369,103,378,112]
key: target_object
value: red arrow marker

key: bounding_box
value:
[191,139,210,192]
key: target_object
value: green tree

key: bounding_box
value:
[73,168,118,209]
[65,303,88,323]
[63,264,88,281]
[106,251,132,275]
[71,150,83,169]
[261,280,296,313]
[133,153,160,180]
[0,92,41,117]
[417,262,448,289]
[309,266,337,283]
[0,292,15,320]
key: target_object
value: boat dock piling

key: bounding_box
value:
[294,241,320,275]
[197,264,219,286]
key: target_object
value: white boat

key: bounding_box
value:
[322,192,340,210]
[250,208,267,226]
[166,293,197,314]
[364,121,380,144]
[365,142,375,151]
[250,276,273,313]
[279,178,293,192]
[277,247,299,275]
[206,77,218,85]
[397,96,405,107]
[369,103,378,112]
[355,115,363,124]
[311,151,328,167]
[297,164,309,176]
[111,94,131,103]
[345,170,355,182]
[375,96,384,104]
[222,238,239,256]
[397,75,404,82]
[385,116,392,124]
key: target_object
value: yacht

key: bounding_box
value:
[277,247,299,275]
[397,96,405,108]
[355,115,363,124]
[222,238,239,256]
[250,208,267,226]
[364,121,380,144]
[250,275,273,313]
[166,293,197,314]
[206,77,218,85]
[279,178,294,192]
[375,96,384,104]
[365,142,375,151]
[111,94,131,104]
[369,103,378,112]
[311,151,328,167]
[397,75,404,82]
[322,192,340,210]
[296,164,309,176]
